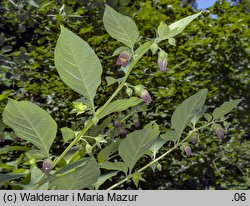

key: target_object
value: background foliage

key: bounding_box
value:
[0,0,249,189]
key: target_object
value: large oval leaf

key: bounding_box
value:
[49,157,100,190]
[171,89,208,141]
[2,99,57,158]
[55,26,102,109]
[118,122,160,173]
[103,5,139,49]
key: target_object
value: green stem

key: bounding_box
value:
[34,41,153,189]
[51,120,93,168]
[107,121,215,190]
[55,41,152,167]
[96,41,153,117]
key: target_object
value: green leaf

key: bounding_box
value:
[168,38,176,46]
[25,150,46,161]
[0,146,30,155]
[17,166,48,190]
[0,170,29,184]
[3,99,57,158]
[168,11,202,38]
[112,46,130,56]
[49,157,100,190]
[92,172,118,190]
[0,90,10,101]
[157,21,170,42]
[171,89,208,141]
[96,97,143,120]
[87,116,113,137]
[149,137,167,159]
[190,105,207,127]
[60,127,75,143]
[99,161,128,175]
[204,113,213,122]
[118,122,160,172]
[0,119,5,133]
[103,5,139,49]
[212,99,242,120]
[55,26,102,109]
[97,140,121,163]
[160,130,178,142]
[105,76,118,87]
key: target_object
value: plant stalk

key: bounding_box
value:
[107,121,215,190]
[34,41,153,189]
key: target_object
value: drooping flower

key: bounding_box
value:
[216,127,225,141]
[134,84,152,105]
[42,159,52,175]
[0,135,5,144]
[183,144,192,157]
[134,119,140,128]
[116,50,132,67]
[157,50,168,72]
[114,120,120,128]
[140,89,152,104]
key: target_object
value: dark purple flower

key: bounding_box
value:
[184,145,192,157]
[42,159,52,175]
[116,51,132,67]
[134,85,152,105]
[0,136,5,144]
[141,90,152,104]
[216,127,224,141]
[157,50,168,72]
[114,120,120,128]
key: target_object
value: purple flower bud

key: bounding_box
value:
[184,145,192,157]
[0,136,5,144]
[116,51,132,67]
[141,90,152,104]
[157,50,168,72]
[134,120,140,128]
[114,120,120,128]
[42,159,52,175]
[134,85,152,105]
[216,127,224,141]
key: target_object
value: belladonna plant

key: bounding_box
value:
[1,5,242,190]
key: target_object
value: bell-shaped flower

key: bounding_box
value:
[183,144,192,157]
[157,50,168,72]
[134,84,152,105]
[113,120,120,128]
[116,50,132,67]
[42,159,52,175]
[216,127,225,141]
